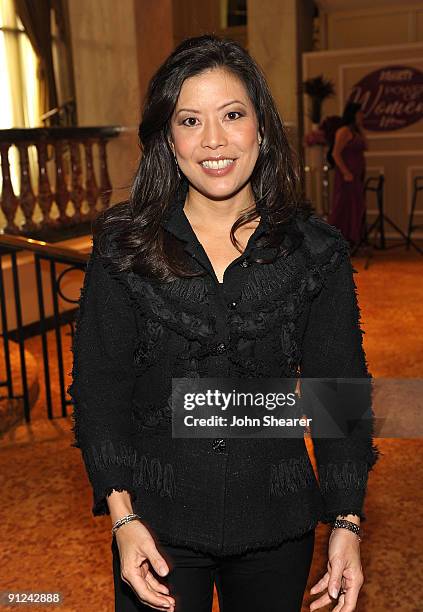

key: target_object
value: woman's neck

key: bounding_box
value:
[183,184,257,232]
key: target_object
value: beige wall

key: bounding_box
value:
[303,42,423,237]
[248,0,314,154]
[319,2,423,50]
[248,0,298,126]
[67,0,141,204]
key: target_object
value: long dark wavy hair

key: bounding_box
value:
[93,34,312,281]
[341,102,362,129]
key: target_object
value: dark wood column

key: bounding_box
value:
[133,0,174,107]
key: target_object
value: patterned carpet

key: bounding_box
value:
[0,245,422,612]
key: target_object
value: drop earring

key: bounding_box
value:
[169,141,181,179]
[258,134,263,146]
[173,152,181,179]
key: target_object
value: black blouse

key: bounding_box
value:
[68,192,380,556]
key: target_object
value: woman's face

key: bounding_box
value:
[170,67,261,200]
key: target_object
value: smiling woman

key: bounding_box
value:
[70,33,379,612]
[167,68,264,281]
[170,71,261,196]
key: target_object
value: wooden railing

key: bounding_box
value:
[0,126,121,239]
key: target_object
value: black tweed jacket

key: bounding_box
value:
[69,192,380,556]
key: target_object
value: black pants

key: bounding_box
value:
[112,529,315,612]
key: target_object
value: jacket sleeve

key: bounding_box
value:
[300,246,380,523]
[68,246,138,517]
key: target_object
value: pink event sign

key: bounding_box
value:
[347,65,423,131]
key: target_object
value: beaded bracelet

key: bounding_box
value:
[331,519,362,542]
[112,513,143,535]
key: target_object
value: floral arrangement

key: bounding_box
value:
[300,75,335,124]
[304,114,344,149]
[304,129,326,147]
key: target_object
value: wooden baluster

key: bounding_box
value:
[0,142,19,233]
[17,142,36,232]
[69,141,85,222]
[36,140,55,228]
[0,127,120,234]
[98,138,112,209]
[54,139,71,225]
[83,138,99,219]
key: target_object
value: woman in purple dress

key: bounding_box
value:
[328,103,368,248]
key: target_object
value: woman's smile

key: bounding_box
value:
[199,156,238,177]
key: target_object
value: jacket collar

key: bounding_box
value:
[161,180,272,260]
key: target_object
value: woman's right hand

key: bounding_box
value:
[115,520,176,610]
[343,171,354,182]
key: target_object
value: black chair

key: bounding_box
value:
[361,174,421,255]
[407,176,423,254]
[350,175,384,266]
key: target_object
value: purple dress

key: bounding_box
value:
[328,131,367,246]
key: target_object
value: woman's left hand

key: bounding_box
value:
[309,528,364,611]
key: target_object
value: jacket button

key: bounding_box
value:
[228,300,238,309]
[212,439,226,452]
[240,260,249,267]
[216,342,227,354]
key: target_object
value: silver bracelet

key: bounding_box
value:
[111,513,142,535]
[331,519,362,542]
